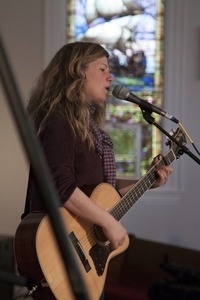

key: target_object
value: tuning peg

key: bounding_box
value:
[165,129,175,146]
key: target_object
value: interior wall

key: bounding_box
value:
[0,0,66,235]
[0,0,43,236]
[123,0,200,250]
[0,0,200,251]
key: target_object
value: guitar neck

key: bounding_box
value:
[111,148,176,221]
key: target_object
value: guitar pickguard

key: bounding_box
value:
[89,243,112,276]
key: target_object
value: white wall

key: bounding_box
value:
[0,0,66,235]
[123,0,200,250]
[0,0,200,251]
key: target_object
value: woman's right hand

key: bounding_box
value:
[102,215,127,249]
[65,187,127,249]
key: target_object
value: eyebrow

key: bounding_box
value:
[100,63,108,68]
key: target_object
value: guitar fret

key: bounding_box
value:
[111,149,177,221]
[112,167,157,220]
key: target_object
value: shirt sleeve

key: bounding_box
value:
[40,115,77,205]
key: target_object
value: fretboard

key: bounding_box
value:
[110,148,176,221]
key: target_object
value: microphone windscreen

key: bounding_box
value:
[112,85,129,99]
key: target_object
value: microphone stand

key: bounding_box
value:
[0,36,90,299]
[141,109,200,165]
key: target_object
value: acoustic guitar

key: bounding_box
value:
[14,128,186,299]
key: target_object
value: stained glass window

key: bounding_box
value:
[66,0,165,179]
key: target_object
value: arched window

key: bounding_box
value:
[66,0,165,179]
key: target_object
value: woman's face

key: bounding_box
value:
[83,56,114,104]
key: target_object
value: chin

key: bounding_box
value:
[91,98,106,104]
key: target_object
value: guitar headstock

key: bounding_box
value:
[166,127,187,159]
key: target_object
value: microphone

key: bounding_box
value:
[112,85,179,124]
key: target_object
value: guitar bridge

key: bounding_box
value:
[69,232,91,272]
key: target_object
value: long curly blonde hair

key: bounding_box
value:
[27,42,109,148]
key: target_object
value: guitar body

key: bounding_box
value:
[14,128,186,299]
[14,183,129,300]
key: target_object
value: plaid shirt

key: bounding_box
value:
[90,118,116,187]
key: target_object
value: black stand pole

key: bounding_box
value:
[0,36,90,299]
[141,110,200,165]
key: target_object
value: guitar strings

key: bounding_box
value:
[75,149,176,251]
[76,157,169,250]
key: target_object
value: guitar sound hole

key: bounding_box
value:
[93,225,108,244]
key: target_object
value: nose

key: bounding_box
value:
[107,73,114,83]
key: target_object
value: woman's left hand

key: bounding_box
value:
[151,155,174,188]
